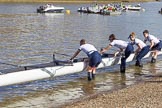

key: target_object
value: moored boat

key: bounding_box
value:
[37,4,65,13]
[87,5,102,14]
[83,3,105,14]
[123,4,141,11]
[100,9,121,15]
[77,7,88,13]
[0,51,161,87]
[100,4,122,15]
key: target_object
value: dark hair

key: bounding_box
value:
[80,39,86,44]
[109,34,116,40]
[143,30,149,34]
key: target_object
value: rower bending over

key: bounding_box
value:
[70,39,102,81]
[143,30,162,63]
[128,32,150,67]
[100,34,134,73]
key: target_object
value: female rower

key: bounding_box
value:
[70,39,102,81]
[128,32,150,67]
[100,34,134,73]
[143,30,162,63]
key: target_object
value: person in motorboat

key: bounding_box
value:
[136,4,141,7]
[70,39,102,81]
[100,34,134,73]
[128,32,150,67]
[143,30,162,63]
[159,8,162,14]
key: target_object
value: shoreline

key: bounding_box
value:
[0,0,158,3]
[61,76,162,108]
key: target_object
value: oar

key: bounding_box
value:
[0,61,21,67]
[100,47,118,52]
[53,52,71,57]
[53,52,83,60]
[0,61,30,70]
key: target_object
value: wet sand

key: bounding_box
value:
[62,75,162,108]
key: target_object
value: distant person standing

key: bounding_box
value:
[70,39,102,81]
[143,30,162,63]
[100,34,134,73]
[128,32,150,67]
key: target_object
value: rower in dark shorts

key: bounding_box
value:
[100,34,134,73]
[70,39,102,81]
[128,32,150,67]
[143,30,162,63]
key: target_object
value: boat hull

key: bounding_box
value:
[37,5,65,13]
[37,9,64,13]
[127,8,141,11]
[123,5,141,11]
[0,51,161,87]
[100,10,122,16]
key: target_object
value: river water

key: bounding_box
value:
[0,2,162,108]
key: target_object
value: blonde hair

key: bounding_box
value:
[129,32,136,38]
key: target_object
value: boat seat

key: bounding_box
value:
[102,53,115,58]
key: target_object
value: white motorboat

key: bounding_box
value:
[77,7,88,13]
[37,4,65,13]
[0,51,161,87]
[86,4,105,14]
[123,4,141,11]
[100,9,122,16]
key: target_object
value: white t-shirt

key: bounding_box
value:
[79,44,97,55]
[110,40,128,49]
[133,38,146,48]
[144,34,160,45]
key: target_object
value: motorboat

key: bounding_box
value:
[37,4,65,13]
[123,4,141,11]
[0,51,161,87]
[77,7,88,13]
[86,4,105,14]
[100,10,122,16]
[100,6,122,16]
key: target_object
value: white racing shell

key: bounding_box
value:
[0,51,161,87]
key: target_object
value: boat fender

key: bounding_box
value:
[66,10,71,14]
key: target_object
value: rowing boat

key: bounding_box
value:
[0,51,161,87]
[123,4,141,11]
